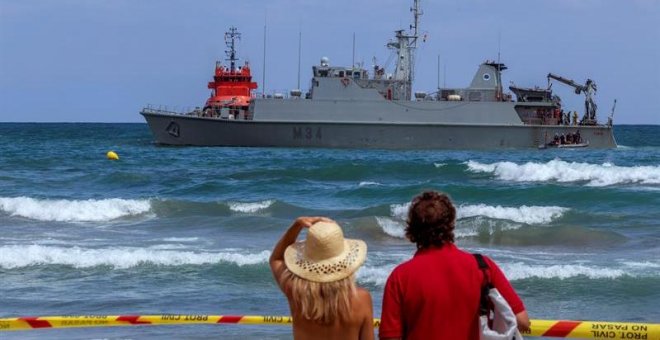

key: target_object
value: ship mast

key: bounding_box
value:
[225,26,241,72]
[387,0,422,100]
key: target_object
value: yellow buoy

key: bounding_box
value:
[106,151,119,160]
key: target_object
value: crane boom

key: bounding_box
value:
[546,73,599,124]
[547,73,586,94]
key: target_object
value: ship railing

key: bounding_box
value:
[141,104,200,116]
[254,92,290,99]
[253,90,307,100]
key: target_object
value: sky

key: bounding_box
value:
[1,0,659,124]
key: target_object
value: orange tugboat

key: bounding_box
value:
[201,26,257,119]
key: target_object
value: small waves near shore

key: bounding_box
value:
[1,124,659,338]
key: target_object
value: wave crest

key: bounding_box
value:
[375,217,406,238]
[0,197,151,222]
[388,203,566,224]
[228,200,274,213]
[0,245,270,269]
[458,204,567,224]
[355,261,658,287]
[357,264,397,287]
[501,263,626,280]
[466,160,660,186]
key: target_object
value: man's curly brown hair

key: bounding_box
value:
[405,191,456,249]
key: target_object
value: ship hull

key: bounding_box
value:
[141,111,617,149]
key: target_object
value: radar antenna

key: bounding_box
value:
[410,0,422,49]
[386,0,423,100]
[225,26,241,72]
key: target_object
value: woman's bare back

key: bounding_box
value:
[289,287,374,340]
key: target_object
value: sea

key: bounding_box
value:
[1,123,659,339]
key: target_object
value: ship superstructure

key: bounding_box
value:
[141,0,616,149]
[202,27,257,118]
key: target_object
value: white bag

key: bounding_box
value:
[473,253,523,340]
[478,288,523,340]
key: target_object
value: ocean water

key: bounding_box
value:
[1,123,659,339]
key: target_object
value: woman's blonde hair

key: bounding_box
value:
[281,268,357,324]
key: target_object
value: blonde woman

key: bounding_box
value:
[270,217,374,340]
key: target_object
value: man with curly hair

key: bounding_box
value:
[379,191,530,340]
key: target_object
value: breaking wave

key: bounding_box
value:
[356,261,660,287]
[0,245,270,269]
[227,200,274,213]
[454,219,524,238]
[0,197,151,222]
[359,181,382,187]
[375,216,525,239]
[388,203,567,224]
[375,217,406,238]
[458,204,567,224]
[389,203,410,220]
[501,263,626,280]
[466,159,660,186]
[357,264,397,287]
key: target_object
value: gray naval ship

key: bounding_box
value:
[141,0,617,149]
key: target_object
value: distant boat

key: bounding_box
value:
[140,0,617,150]
[539,141,590,149]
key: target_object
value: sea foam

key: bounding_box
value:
[466,159,660,186]
[357,264,397,287]
[501,262,627,280]
[458,204,567,224]
[0,244,270,269]
[355,261,654,287]
[388,203,566,224]
[228,200,274,213]
[375,217,406,238]
[0,197,151,222]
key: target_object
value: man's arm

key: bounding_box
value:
[485,256,530,331]
[516,310,530,332]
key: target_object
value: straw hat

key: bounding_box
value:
[284,221,367,283]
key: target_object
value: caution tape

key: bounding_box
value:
[0,315,658,339]
[523,320,659,339]
[0,315,293,331]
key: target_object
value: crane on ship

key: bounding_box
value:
[547,73,598,125]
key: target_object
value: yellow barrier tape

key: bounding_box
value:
[0,315,292,331]
[524,320,660,340]
[0,315,658,339]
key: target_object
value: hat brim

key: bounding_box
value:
[284,239,367,283]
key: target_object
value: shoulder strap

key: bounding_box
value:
[473,253,493,316]
[473,253,491,286]
[474,253,489,271]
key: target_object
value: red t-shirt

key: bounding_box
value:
[379,243,524,340]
